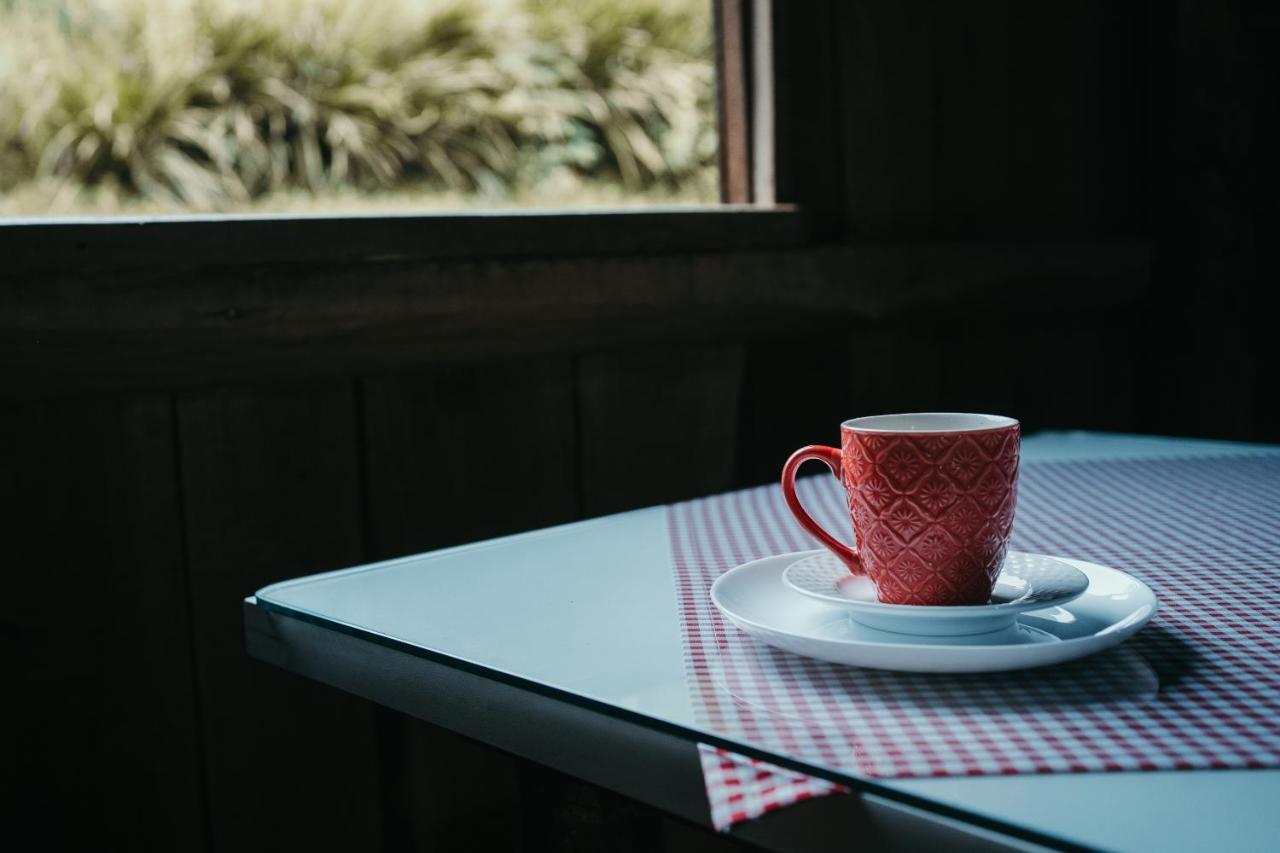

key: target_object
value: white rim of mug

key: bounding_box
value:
[842,413,1019,434]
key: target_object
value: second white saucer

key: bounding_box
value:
[783,550,1090,636]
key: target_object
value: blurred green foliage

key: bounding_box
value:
[0,0,716,213]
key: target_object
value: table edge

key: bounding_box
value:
[246,595,1094,852]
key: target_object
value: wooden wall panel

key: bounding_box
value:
[376,714,525,853]
[1000,314,1133,435]
[841,1,1149,241]
[176,381,381,853]
[360,357,579,558]
[1006,1,1105,236]
[842,0,937,238]
[736,335,854,487]
[359,358,579,852]
[846,325,946,419]
[577,345,746,516]
[932,0,1013,237]
[1144,0,1272,442]
[772,0,846,234]
[1,395,206,850]
[517,766,663,853]
[934,319,1021,421]
[855,305,1143,437]
[1091,1,1150,235]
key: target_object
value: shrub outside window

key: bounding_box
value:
[0,0,719,217]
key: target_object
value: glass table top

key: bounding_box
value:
[256,433,1280,852]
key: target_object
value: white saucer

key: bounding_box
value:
[709,551,1157,673]
[783,550,1090,636]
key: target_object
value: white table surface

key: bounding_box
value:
[257,432,1280,852]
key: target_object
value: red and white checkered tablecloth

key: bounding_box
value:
[669,453,1280,830]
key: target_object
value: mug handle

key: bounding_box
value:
[781,446,863,575]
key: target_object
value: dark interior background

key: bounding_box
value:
[3,1,1273,850]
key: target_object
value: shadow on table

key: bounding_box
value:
[1124,624,1199,692]
[720,624,1201,719]
[911,624,1202,710]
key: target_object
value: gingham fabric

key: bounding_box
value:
[669,453,1280,830]
[696,744,849,830]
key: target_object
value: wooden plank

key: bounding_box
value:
[661,817,743,853]
[845,323,945,420]
[714,0,752,204]
[377,713,524,853]
[1006,1,1132,236]
[577,344,746,515]
[933,314,1021,423]
[360,357,579,558]
[1,394,206,849]
[362,357,725,853]
[1142,0,1270,442]
[820,241,1150,319]
[841,1,1151,241]
[772,0,846,236]
[845,307,1140,438]
[1093,0,1150,236]
[0,207,806,276]
[0,241,1148,399]
[518,764,663,853]
[1006,1,1083,234]
[1011,316,1138,434]
[176,380,381,853]
[736,334,853,487]
[840,0,938,237]
[931,0,1014,237]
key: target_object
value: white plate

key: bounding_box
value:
[710,551,1157,673]
[783,550,1090,636]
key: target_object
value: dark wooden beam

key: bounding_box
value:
[577,344,745,515]
[177,381,381,852]
[0,241,1147,399]
[2,394,207,850]
[771,0,846,236]
[0,207,805,276]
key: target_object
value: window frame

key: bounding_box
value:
[1,1,905,400]
[0,1,807,276]
[2,205,805,276]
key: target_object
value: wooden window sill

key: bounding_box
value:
[0,205,806,276]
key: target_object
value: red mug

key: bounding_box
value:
[781,413,1020,606]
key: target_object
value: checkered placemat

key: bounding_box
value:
[669,453,1280,830]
